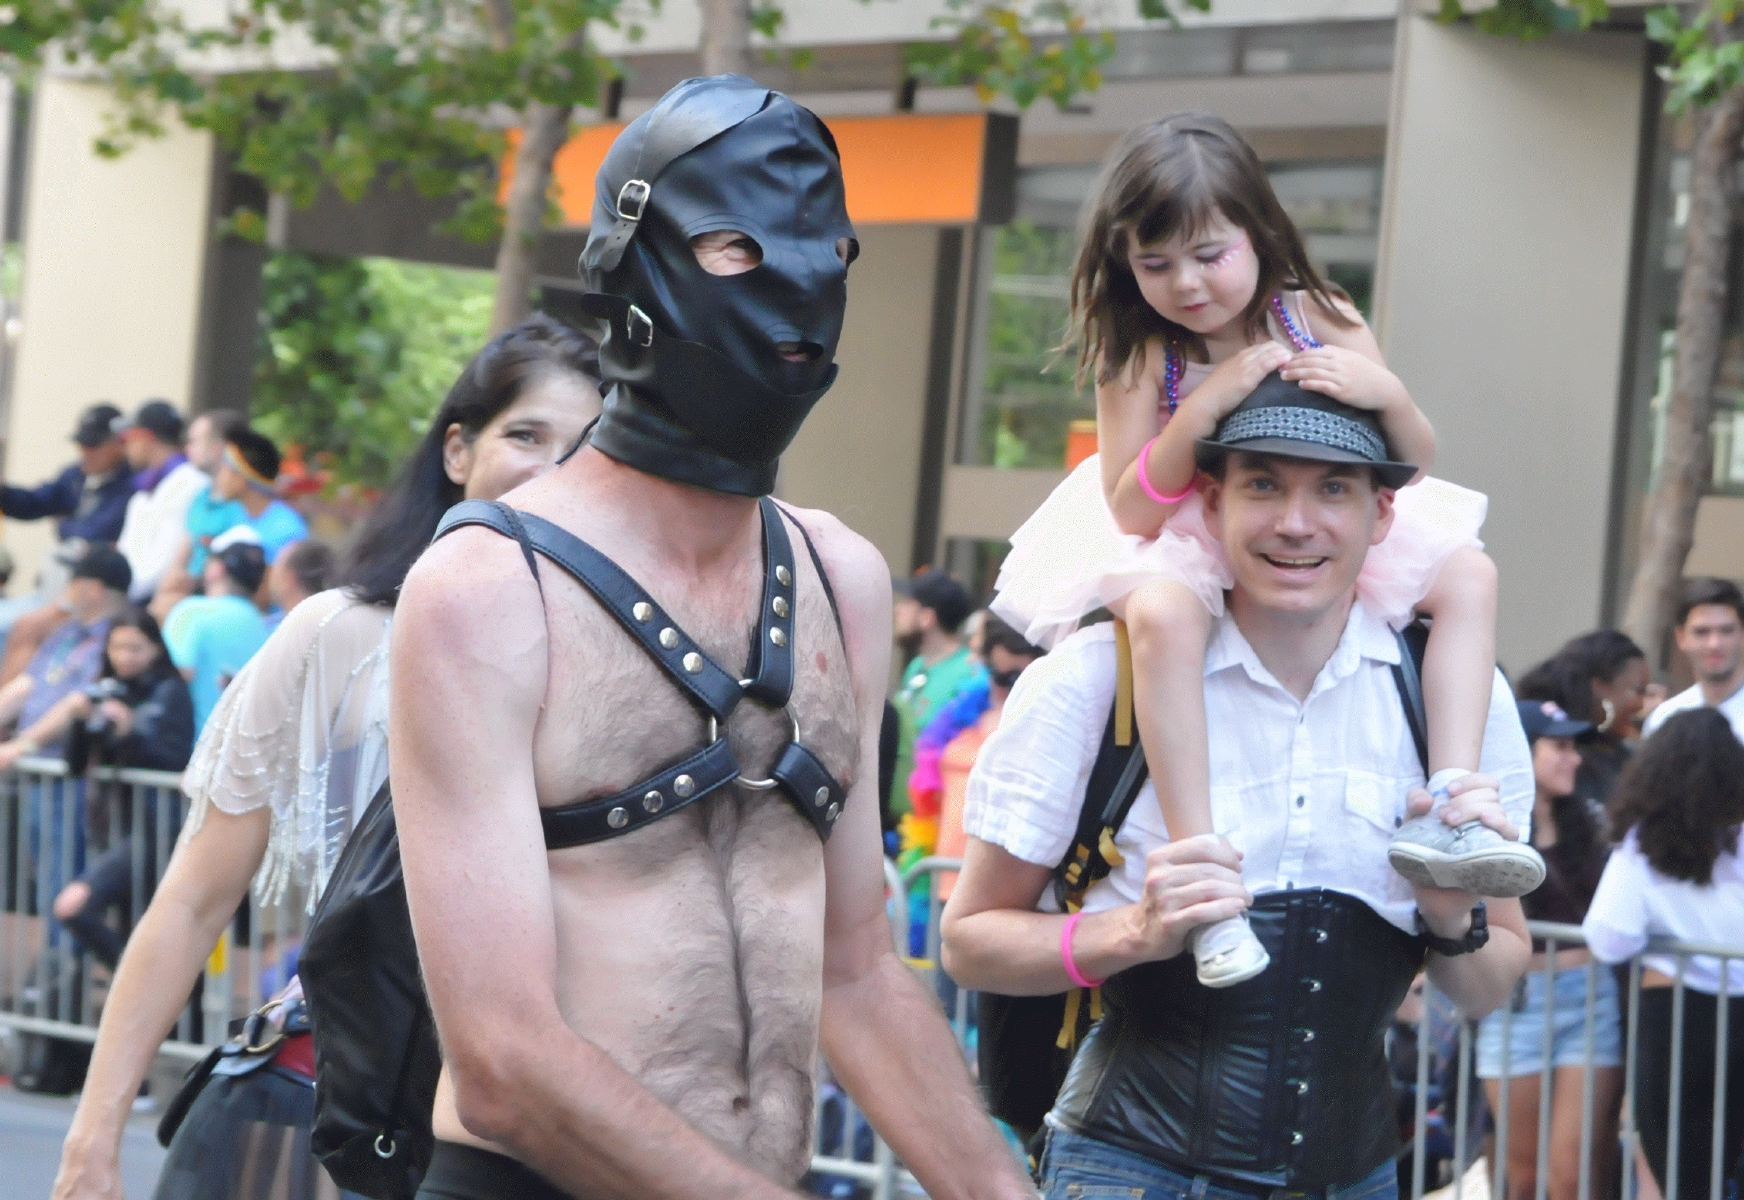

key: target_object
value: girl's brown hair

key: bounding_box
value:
[1067,112,1352,386]
[1605,708,1744,885]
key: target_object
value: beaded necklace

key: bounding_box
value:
[1161,294,1322,414]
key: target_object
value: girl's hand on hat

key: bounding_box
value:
[1280,346,1408,414]
[1188,341,1292,422]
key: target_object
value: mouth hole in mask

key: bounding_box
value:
[775,341,824,364]
[691,230,764,276]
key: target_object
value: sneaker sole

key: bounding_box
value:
[1197,941,1270,989]
[1388,842,1546,897]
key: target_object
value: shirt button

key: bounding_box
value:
[1295,795,1305,808]
[1291,1132,1305,1146]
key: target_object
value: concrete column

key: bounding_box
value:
[3,77,214,588]
[1374,19,1646,671]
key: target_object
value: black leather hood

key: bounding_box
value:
[580,74,855,497]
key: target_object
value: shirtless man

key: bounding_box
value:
[391,76,1035,1200]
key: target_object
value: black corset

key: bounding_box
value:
[1051,889,1426,1191]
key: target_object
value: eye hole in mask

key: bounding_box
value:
[690,230,764,276]
[838,237,859,266]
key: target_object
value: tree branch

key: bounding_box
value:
[1621,72,1744,663]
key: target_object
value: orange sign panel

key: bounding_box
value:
[513,111,1012,227]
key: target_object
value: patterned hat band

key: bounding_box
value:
[1215,405,1389,463]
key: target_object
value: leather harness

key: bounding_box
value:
[432,497,848,848]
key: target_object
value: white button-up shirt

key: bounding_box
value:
[963,601,1534,934]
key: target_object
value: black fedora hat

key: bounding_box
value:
[1194,373,1417,489]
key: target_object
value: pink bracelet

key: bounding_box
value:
[1135,435,1195,506]
[1060,912,1106,989]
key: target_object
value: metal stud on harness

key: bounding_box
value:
[432,496,848,848]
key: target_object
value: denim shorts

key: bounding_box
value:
[1038,1127,1399,1200]
[1475,961,1623,1079]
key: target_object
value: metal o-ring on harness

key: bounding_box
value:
[708,684,804,791]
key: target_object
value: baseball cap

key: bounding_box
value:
[893,568,973,634]
[1517,699,1594,742]
[214,537,267,593]
[119,399,185,445]
[70,543,132,594]
[72,404,124,448]
[1195,373,1417,489]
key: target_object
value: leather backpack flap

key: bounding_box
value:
[302,782,436,1199]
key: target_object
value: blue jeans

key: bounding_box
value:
[1039,1128,1399,1200]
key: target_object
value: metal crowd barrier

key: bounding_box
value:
[0,756,308,1068]
[4,776,1741,1200]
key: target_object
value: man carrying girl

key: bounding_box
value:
[991,113,1543,986]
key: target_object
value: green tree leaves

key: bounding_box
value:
[903,0,1205,110]
[253,251,494,490]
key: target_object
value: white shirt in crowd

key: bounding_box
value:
[117,458,208,602]
[1582,829,1744,993]
[1641,679,1744,743]
[963,601,1535,935]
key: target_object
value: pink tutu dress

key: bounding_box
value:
[992,296,1487,649]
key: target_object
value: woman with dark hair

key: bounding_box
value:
[1477,700,1623,1200]
[52,314,600,1200]
[1516,629,1653,802]
[50,608,196,967]
[1584,708,1744,1200]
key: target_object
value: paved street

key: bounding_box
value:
[0,1083,166,1198]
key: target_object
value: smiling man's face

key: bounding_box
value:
[1202,452,1395,620]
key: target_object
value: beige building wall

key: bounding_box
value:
[1374,21,1645,672]
[3,77,214,588]
[779,224,940,574]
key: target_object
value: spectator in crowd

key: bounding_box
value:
[0,403,134,551]
[0,544,34,645]
[1583,708,1744,1200]
[1478,699,1623,1200]
[0,545,132,766]
[265,540,334,629]
[150,415,290,623]
[212,427,307,562]
[151,409,248,603]
[49,608,195,969]
[163,529,270,733]
[115,400,206,604]
[51,313,602,1200]
[1517,630,1653,802]
[1642,577,1744,742]
[890,567,979,823]
[0,405,136,685]
[910,614,1045,902]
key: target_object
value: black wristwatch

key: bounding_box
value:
[1416,901,1489,956]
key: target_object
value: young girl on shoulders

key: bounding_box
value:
[992,113,1541,988]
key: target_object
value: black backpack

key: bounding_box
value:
[300,781,435,1199]
[976,621,1431,1147]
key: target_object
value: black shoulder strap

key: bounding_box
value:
[1390,620,1430,775]
[1054,699,1149,906]
[434,500,745,721]
[740,497,799,708]
[775,502,846,647]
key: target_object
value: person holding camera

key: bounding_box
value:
[50,608,195,967]
[0,545,134,768]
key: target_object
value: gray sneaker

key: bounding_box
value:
[1388,815,1545,897]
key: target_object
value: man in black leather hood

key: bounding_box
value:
[389,76,1038,1200]
[941,382,1535,1200]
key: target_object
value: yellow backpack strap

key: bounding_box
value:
[1057,988,1082,1050]
[1114,620,1135,748]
